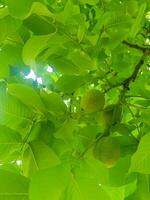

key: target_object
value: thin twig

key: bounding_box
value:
[122,40,148,51]
[14,120,36,165]
[78,133,104,159]
[125,95,150,99]
[128,103,147,109]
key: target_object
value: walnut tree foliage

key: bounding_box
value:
[0,0,150,199]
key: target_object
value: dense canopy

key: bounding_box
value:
[0,0,149,199]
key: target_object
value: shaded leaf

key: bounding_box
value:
[8,83,46,113]
[23,140,60,177]
[130,133,150,174]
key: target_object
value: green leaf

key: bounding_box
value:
[22,140,60,177]
[68,49,95,72]
[126,174,150,200]
[8,83,46,113]
[7,0,34,19]
[0,86,35,136]
[0,6,8,19]
[108,155,132,186]
[102,185,125,200]
[76,125,99,152]
[55,118,77,145]
[48,56,81,75]
[0,15,21,44]
[29,163,70,200]
[56,0,80,24]
[135,174,150,200]
[0,169,29,200]
[56,75,86,94]
[80,0,99,5]
[31,2,54,18]
[126,0,138,16]
[0,44,22,77]
[51,138,70,157]
[23,14,56,35]
[141,108,150,125]
[40,91,67,114]
[27,121,54,144]
[22,34,51,66]
[68,159,110,200]
[104,12,132,31]
[0,125,22,163]
[130,3,146,39]
[0,163,21,174]
[77,15,87,43]
[129,133,150,174]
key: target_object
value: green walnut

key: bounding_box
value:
[102,104,122,129]
[81,89,105,113]
[93,136,120,168]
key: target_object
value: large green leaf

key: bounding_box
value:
[56,75,87,94]
[65,159,110,200]
[135,174,150,200]
[56,0,80,24]
[23,14,56,35]
[102,185,125,200]
[7,0,34,19]
[129,133,150,174]
[126,174,150,200]
[0,125,22,163]
[0,169,29,200]
[22,140,60,177]
[130,2,146,39]
[29,163,70,200]
[48,56,81,75]
[22,35,51,66]
[0,44,23,77]
[68,49,95,72]
[31,2,54,18]
[8,83,46,113]
[40,91,67,114]
[55,118,77,145]
[0,15,21,44]
[108,155,132,187]
[103,12,132,43]
[141,108,150,125]
[0,85,36,136]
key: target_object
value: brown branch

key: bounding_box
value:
[123,49,149,90]
[104,48,150,93]
[122,40,147,51]
[102,41,149,93]
[104,82,122,93]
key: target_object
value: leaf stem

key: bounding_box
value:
[125,102,141,139]
[78,133,104,159]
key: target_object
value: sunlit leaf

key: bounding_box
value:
[130,133,150,174]
[0,169,29,200]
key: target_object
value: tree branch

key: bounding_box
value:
[123,49,149,90]
[122,40,148,51]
